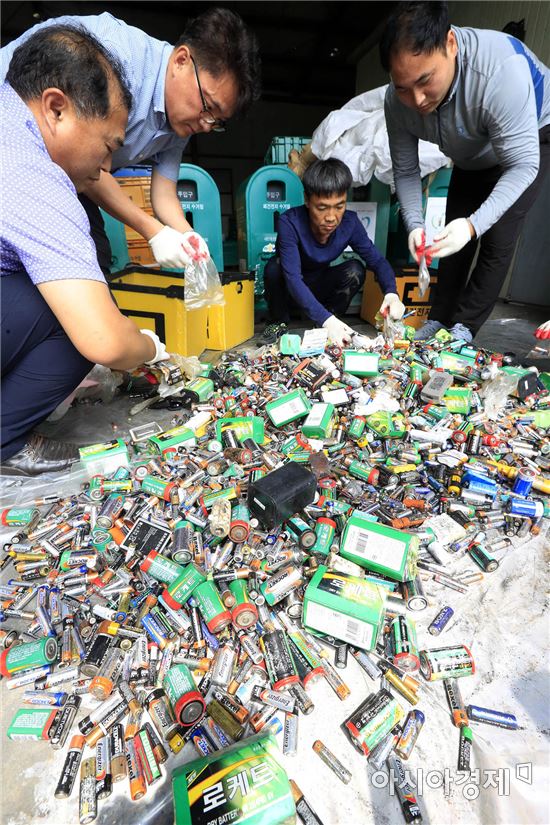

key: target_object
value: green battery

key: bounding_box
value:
[344,459,380,485]
[0,637,58,677]
[443,387,472,414]
[287,451,311,464]
[420,645,475,681]
[301,403,335,438]
[193,581,231,634]
[141,475,177,501]
[140,550,184,585]
[281,434,309,455]
[265,388,311,428]
[365,411,407,438]
[310,518,336,557]
[215,417,265,444]
[186,377,215,402]
[285,516,317,550]
[340,516,419,582]
[422,404,448,421]
[391,615,420,672]
[229,503,251,543]
[162,564,206,610]
[303,565,386,651]
[229,580,258,629]
[149,425,196,456]
[135,728,163,784]
[7,707,59,740]
[163,665,205,727]
[1,507,39,527]
[79,438,129,478]
[348,416,366,440]
[200,486,239,510]
[342,351,380,377]
[172,733,295,825]
[90,528,112,554]
[343,689,405,756]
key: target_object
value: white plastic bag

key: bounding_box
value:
[418,255,430,299]
[185,256,224,310]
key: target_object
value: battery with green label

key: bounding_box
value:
[79,438,129,478]
[443,388,472,414]
[303,565,386,651]
[342,351,380,377]
[1,507,39,526]
[141,475,178,501]
[140,550,184,585]
[7,707,59,740]
[343,689,405,756]
[365,411,407,438]
[340,515,419,581]
[186,377,215,402]
[310,518,336,556]
[162,564,206,610]
[215,417,265,444]
[0,637,58,677]
[149,425,196,455]
[265,388,312,428]
[301,403,335,438]
[172,733,295,825]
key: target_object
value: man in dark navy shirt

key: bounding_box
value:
[262,158,404,346]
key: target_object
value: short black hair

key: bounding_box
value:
[6,24,132,118]
[175,7,261,116]
[379,2,450,73]
[302,159,353,199]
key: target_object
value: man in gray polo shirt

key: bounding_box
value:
[381,2,550,342]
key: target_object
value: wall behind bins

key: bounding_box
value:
[356,1,550,94]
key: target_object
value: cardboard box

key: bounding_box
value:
[361,266,437,330]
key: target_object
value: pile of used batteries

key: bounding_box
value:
[1,325,549,825]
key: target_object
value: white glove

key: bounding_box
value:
[408,227,426,263]
[535,320,550,340]
[180,231,209,262]
[140,329,170,365]
[322,315,353,347]
[429,218,473,259]
[379,292,405,320]
[149,225,192,269]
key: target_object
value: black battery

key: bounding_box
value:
[248,463,317,529]
[260,630,299,691]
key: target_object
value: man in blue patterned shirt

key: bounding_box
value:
[1,8,261,272]
[1,26,170,475]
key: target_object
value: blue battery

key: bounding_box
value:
[467,704,519,730]
[140,613,168,645]
[507,498,544,518]
[428,606,454,636]
[511,469,535,497]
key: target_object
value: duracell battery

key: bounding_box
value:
[80,625,112,677]
[50,694,82,750]
[109,723,127,783]
[85,700,128,748]
[55,734,85,799]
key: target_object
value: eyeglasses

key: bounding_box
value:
[190,56,226,133]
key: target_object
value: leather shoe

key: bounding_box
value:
[1,434,80,476]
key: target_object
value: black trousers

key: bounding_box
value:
[429,125,550,335]
[78,193,112,276]
[264,257,365,323]
[1,273,93,459]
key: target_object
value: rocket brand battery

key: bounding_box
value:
[161,563,206,610]
[140,550,184,585]
[55,734,85,799]
[192,580,231,633]
[340,516,419,581]
[149,424,196,456]
[343,459,380,485]
[444,679,469,727]
[7,707,59,740]
[1,507,39,526]
[342,350,379,377]
[141,474,178,501]
[79,757,98,825]
[348,415,366,440]
[229,503,251,543]
[390,615,420,672]
[303,566,386,652]
[0,636,58,676]
[420,645,475,681]
[301,403,336,438]
[428,606,454,636]
[134,727,162,786]
[261,629,299,690]
[395,710,424,759]
[312,740,352,784]
[163,664,205,727]
[310,518,336,557]
[172,733,295,825]
[467,704,520,730]
[286,516,317,550]
[260,564,304,606]
[265,388,312,427]
[343,689,405,756]
[229,579,258,629]
[467,541,499,572]
[109,723,127,782]
[200,485,239,511]
[457,725,473,772]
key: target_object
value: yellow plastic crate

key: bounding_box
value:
[110,269,208,357]
[361,266,437,330]
[207,272,255,350]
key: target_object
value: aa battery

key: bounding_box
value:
[290,780,325,825]
[352,648,382,680]
[55,734,85,799]
[78,692,123,736]
[109,723,127,782]
[444,678,469,727]
[420,645,475,681]
[50,694,82,750]
[395,710,424,759]
[427,606,454,636]
[289,682,315,715]
[283,712,298,756]
[261,629,299,690]
[387,753,423,824]
[391,615,420,672]
[467,704,520,730]
[145,689,178,740]
[134,728,162,786]
[23,690,67,707]
[334,642,348,670]
[260,564,304,606]
[312,740,352,784]
[125,737,146,800]
[457,725,473,772]
[95,736,112,799]
[251,685,296,714]
[79,757,97,825]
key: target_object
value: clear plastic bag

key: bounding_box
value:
[418,255,430,299]
[185,256,224,309]
[479,371,519,419]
